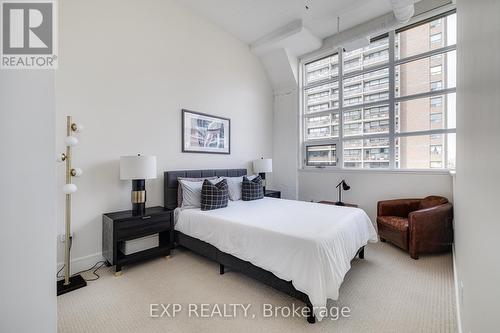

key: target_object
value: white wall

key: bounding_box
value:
[0,71,57,332]
[55,0,273,269]
[273,88,299,199]
[454,0,500,331]
[299,170,453,223]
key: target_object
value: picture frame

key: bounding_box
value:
[182,109,231,154]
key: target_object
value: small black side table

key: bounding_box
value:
[102,206,173,275]
[264,190,281,198]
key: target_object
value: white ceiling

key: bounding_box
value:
[178,0,393,45]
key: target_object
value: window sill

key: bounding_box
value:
[298,167,454,176]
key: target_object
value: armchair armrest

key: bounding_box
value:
[408,203,454,257]
[377,199,422,218]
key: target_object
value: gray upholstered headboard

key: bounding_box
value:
[163,169,247,210]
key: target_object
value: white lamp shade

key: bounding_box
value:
[62,183,78,194]
[120,155,157,180]
[65,136,79,147]
[253,158,272,173]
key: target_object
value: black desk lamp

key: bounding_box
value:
[335,180,350,206]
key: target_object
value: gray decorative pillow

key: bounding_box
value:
[177,176,217,207]
[179,178,221,209]
[221,175,256,201]
[242,176,264,201]
[201,179,229,211]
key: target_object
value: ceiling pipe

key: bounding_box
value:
[390,0,415,23]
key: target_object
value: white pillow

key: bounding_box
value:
[179,178,221,208]
[222,175,256,201]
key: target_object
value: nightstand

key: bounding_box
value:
[102,206,173,275]
[264,190,281,198]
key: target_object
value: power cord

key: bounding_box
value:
[57,235,107,282]
[57,260,107,282]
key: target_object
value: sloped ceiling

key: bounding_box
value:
[179,0,392,45]
[177,0,396,91]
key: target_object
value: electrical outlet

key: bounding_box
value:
[59,233,73,242]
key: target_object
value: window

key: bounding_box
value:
[396,51,455,97]
[305,55,338,84]
[302,11,457,170]
[343,36,389,73]
[430,96,443,107]
[430,33,442,45]
[430,65,442,76]
[430,112,442,123]
[430,145,443,155]
[306,145,337,166]
[430,161,442,168]
[395,14,456,60]
[396,93,454,133]
[430,18,441,28]
[431,81,442,91]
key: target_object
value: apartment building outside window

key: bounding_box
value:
[301,11,456,170]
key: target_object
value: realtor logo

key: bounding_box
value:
[1,0,57,69]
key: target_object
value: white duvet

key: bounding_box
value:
[175,197,378,320]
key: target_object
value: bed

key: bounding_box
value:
[164,169,378,323]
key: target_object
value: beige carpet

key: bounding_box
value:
[58,243,457,333]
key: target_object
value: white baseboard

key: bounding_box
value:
[57,252,104,280]
[452,244,463,333]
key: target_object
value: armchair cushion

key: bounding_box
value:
[377,216,408,231]
[419,196,448,210]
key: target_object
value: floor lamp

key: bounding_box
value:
[57,116,86,296]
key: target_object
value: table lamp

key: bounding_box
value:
[335,179,350,206]
[253,158,272,192]
[120,154,157,216]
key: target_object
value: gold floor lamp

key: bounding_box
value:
[57,116,86,296]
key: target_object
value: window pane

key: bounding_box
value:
[343,37,389,74]
[306,112,340,139]
[305,82,339,114]
[305,54,339,84]
[343,137,390,169]
[395,133,455,169]
[343,67,389,107]
[395,50,456,97]
[306,145,337,166]
[395,13,456,60]
[343,104,389,137]
[396,93,456,133]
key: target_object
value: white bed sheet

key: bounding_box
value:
[175,197,378,320]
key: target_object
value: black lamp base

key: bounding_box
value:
[132,202,146,216]
[259,172,266,192]
[335,201,346,206]
[57,274,87,296]
[132,179,146,216]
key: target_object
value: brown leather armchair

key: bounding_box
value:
[377,196,453,259]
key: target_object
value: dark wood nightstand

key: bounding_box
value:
[102,206,174,275]
[264,190,281,198]
[318,200,358,208]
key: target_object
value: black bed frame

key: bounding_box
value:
[164,169,365,324]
